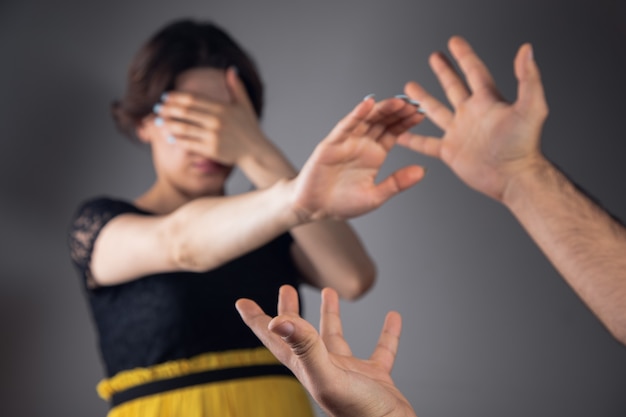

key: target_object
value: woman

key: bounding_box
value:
[68,19,425,417]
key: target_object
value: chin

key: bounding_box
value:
[186,184,226,198]
[175,174,229,199]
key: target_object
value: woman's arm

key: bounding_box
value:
[90,96,425,287]
[239,140,379,300]
[157,71,423,298]
[90,180,299,285]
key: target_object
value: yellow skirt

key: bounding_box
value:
[97,347,314,417]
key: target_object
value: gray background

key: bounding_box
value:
[1,0,626,416]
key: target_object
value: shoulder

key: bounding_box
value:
[68,196,148,250]
[67,196,148,272]
[71,196,150,225]
[74,196,143,217]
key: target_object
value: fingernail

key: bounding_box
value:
[153,103,162,114]
[154,117,164,127]
[362,93,375,101]
[395,94,421,107]
[417,107,426,114]
[160,92,169,101]
[166,134,176,144]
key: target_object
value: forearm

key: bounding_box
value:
[237,136,298,189]
[503,157,626,343]
[291,220,376,300]
[168,178,304,271]
[238,138,376,298]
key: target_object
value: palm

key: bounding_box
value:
[293,97,426,220]
[440,98,540,199]
[318,356,413,417]
[236,286,416,417]
[399,36,548,201]
[307,134,391,214]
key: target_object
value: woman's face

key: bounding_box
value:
[138,67,234,198]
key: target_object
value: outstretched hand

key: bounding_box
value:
[399,36,549,201]
[236,285,416,417]
[292,97,426,221]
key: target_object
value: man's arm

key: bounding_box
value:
[400,36,626,344]
[236,285,417,417]
[503,159,626,343]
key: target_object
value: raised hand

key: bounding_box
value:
[154,67,267,165]
[236,285,416,417]
[292,96,426,221]
[398,36,549,201]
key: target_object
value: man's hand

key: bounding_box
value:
[236,285,417,417]
[399,36,549,201]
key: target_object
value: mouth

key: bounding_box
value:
[192,159,231,175]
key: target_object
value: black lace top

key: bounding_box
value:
[68,197,302,377]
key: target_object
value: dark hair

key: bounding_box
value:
[111,19,264,140]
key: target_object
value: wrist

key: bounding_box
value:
[272,177,314,227]
[501,154,555,210]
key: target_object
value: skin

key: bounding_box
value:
[236,285,416,417]
[238,35,626,417]
[90,66,426,299]
[400,36,626,344]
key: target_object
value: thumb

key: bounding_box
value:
[268,315,333,380]
[373,165,426,206]
[514,43,548,118]
[226,66,256,112]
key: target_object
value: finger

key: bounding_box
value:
[363,99,424,149]
[226,66,256,113]
[157,117,220,139]
[236,298,293,364]
[369,311,402,373]
[447,36,501,98]
[365,97,407,125]
[371,99,425,134]
[235,298,269,330]
[155,103,221,129]
[268,313,338,387]
[162,91,226,115]
[397,132,443,159]
[429,51,470,108]
[277,285,300,316]
[373,165,426,205]
[167,134,222,159]
[375,122,420,155]
[236,289,339,388]
[320,288,352,356]
[157,125,221,160]
[360,99,408,149]
[514,43,548,118]
[326,99,376,144]
[366,97,409,123]
[404,81,453,130]
[386,110,425,136]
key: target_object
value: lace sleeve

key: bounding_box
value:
[68,197,139,288]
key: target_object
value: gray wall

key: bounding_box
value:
[1,0,625,416]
